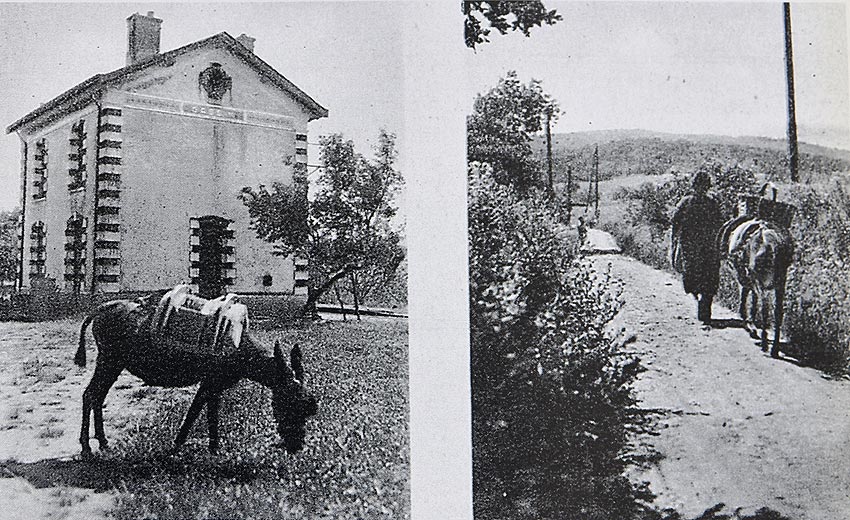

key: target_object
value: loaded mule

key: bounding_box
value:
[74,285,318,456]
[717,185,795,357]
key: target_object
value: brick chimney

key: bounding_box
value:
[126,11,162,65]
[236,33,255,53]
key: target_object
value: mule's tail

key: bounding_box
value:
[75,314,95,367]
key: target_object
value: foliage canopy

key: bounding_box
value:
[468,71,559,193]
[241,130,404,313]
[463,1,561,49]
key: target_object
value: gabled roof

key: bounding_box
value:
[7,32,328,134]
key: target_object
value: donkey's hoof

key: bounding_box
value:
[80,449,94,461]
[770,347,780,359]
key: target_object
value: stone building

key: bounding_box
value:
[6,12,327,311]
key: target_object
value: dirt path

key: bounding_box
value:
[593,252,850,519]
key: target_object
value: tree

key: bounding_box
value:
[0,209,20,285]
[463,1,561,49]
[468,71,559,193]
[241,130,404,316]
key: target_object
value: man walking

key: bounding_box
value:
[671,169,723,324]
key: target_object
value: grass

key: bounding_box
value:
[104,318,409,519]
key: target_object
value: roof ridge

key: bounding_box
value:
[7,31,327,134]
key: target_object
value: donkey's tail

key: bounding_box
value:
[75,314,95,367]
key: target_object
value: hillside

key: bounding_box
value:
[534,130,850,183]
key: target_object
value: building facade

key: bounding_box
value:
[7,12,327,306]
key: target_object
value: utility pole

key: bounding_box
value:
[546,110,554,196]
[586,158,593,214]
[784,2,800,182]
[593,144,600,220]
[566,165,573,224]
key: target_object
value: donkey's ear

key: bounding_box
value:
[290,344,304,381]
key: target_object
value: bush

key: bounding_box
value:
[782,179,850,370]
[469,164,648,519]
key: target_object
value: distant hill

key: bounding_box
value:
[533,130,850,183]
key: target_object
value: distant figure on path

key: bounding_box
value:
[577,215,588,246]
[671,170,723,324]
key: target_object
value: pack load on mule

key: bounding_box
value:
[717,182,796,357]
[149,285,249,358]
[75,284,318,457]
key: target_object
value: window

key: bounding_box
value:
[32,139,47,199]
[64,214,86,293]
[68,120,86,190]
[29,221,46,277]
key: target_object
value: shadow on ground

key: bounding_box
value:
[0,451,269,493]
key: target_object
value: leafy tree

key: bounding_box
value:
[463,1,561,49]
[468,71,559,193]
[0,209,20,285]
[241,130,404,316]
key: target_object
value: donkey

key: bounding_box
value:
[75,298,318,456]
[717,216,794,357]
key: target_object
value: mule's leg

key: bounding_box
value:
[173,383,211,451]
[92,365,122,451]
[80,361,121,455]
[206,394,221,454]
[760,292,769,352]
[771,278,787,358]
[748,290,760,340]
[738,286,748,322]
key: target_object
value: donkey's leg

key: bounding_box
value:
[760,292,769,352]
[92,364,122,451]
[748,290,760,340]
[173,383,211,451]
[206,394,221,454]
[771,279,787,358]
[81,361,120,455]
[738,286,748,322]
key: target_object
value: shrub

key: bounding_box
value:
[782,179,850,370]
[469,164,647,519]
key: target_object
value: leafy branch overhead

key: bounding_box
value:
[463,1,561,49]
[240,130,404,314]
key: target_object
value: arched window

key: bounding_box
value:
[68,119,86,190]
[64,214,86,293]
[32,139,47,199]
[29,221,46,277]
[189,216,235,298]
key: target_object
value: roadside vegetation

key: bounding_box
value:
[468,72,656,519]
[469,164,650,519]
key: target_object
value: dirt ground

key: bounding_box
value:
[594,253,850,520]
[0,318,190,520]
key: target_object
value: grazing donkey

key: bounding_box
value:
[75,297,318,456]
[717,216,794,357]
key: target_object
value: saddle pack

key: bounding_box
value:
[148,285,249,357]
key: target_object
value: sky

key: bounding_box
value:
[465,1,850,150]
[0,2,406,211]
